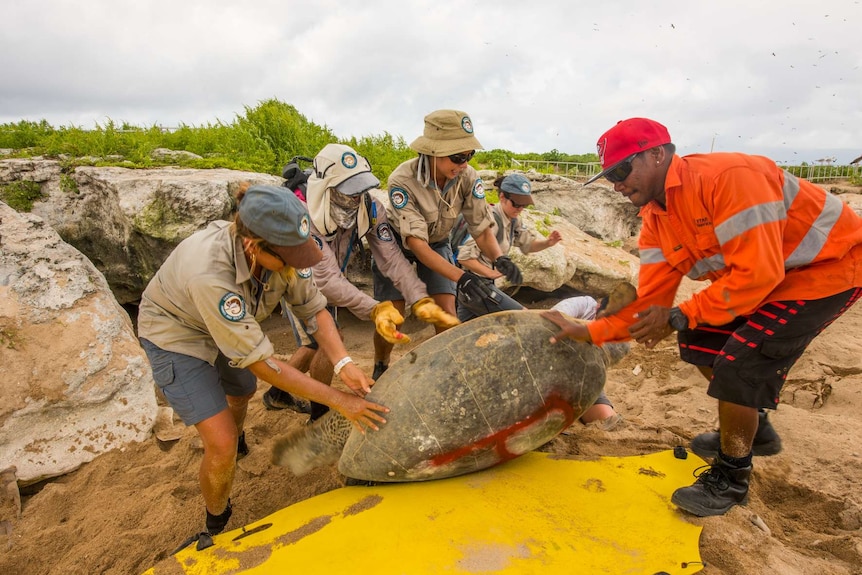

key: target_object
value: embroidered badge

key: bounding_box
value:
[521,181,531,194]
[219,292,246,322]
[376,222,393,242]
[297,267,313,278]
[341,151,358,169]
[461,116,474,134]
[298,214,310,238]
[312,235,324,250]
[390,187,408,209]
[471,178,485,199]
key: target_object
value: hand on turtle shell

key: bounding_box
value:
[338,361,375,395]
[493,255,523,285]
[540,310,592,344]
[334,394,389,434]
[411,297,460,329]
[371,301,410,345]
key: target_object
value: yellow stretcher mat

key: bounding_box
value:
[144,450,705,574]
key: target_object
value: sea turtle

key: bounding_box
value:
[272,305,632,483]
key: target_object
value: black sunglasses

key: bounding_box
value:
[604,153,640,183]
[448,150,475,164]
[260,243,285,264]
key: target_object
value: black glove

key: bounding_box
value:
[493,255,522,285]
[457,271,496,303]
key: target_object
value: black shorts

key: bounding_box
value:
[677,287,860,410]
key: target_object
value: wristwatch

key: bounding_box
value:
[668,307,689,332]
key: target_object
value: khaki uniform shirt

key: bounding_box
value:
[308,196,429,318]
[457,203,536,267]
[138,221,327,368]
[386,158,493,246]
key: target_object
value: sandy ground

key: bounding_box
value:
[0,284,860,575]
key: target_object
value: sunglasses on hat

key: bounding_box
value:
[604,153,640,183]
[448,150,475,164]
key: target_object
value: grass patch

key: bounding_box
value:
[0,180,44,211]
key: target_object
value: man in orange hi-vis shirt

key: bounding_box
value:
[542,117,862,517]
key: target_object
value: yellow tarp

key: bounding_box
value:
[145,450,705,575]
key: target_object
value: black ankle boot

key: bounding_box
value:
[671,454,751,517]
[205,499,232,535]
[372,362,388,380]
[690,411,782,459]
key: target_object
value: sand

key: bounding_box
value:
[1,285,860,575]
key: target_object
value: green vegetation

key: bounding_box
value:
[0,180,43,211]
[2,99,858,186]
[0,326,22,350]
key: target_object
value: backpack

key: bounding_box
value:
[450,207,512,265]
[281,156,314,201]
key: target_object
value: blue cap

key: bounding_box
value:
[499,174,534,206]
[238,185,322,268]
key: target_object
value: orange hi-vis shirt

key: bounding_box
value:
[588,153,862,345]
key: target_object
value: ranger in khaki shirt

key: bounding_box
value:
[372,109,523,378]
[138,184,388,541]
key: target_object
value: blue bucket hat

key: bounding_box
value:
[499,174,534,206]
[238,185,322,268]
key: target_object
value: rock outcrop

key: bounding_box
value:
[0,203,157,483]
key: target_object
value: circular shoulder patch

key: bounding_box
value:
[297,267,313,278]
[312,235,324,250]
[461,116,474,134]
[390,187,409,210]
[219,292,246,322]
[471,178,485,199]
[298,214,311,238]
[341,151,358,169]
[375,222,393,242]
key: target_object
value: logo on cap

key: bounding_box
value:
[597,138,607,165]
[471,179,485,199]
[341,152,358,169]
[390,187,408,210]
[298,214,310,238]
[461,116,473,134]
[219,292,246,322]
[520,181,530,194]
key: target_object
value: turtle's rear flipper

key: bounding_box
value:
[271,412,351,475]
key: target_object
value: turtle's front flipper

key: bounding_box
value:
[271,412,352,475]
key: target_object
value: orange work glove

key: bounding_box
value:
[411,297,460,330]
[370,301,410,345]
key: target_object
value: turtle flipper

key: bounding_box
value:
[271,412,352,475]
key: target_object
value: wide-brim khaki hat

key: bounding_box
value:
[409,109,483,157]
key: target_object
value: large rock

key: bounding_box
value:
[0,203,157,483]
[0,158,282,303]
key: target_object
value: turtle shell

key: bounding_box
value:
[338,310,606,482]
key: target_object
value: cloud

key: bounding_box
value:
[1,0,859,163]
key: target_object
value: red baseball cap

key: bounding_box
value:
[585,118,672,185]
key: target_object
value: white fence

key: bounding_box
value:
[512,159,861,184]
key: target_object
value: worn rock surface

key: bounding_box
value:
[0,203,157,483]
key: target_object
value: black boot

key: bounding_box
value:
[262,387,312,414]
[205,499,232,535]
[671,454,751,517]
[372,362,388,380]
[308,401,330,423]
[236,431,249,460]
[690,410,782,459]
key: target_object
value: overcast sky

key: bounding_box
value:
[2,1,860,164]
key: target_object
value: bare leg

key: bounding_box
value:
[226,392,253,435]
[579,403,617,424]
[718,401,759,458]
[286,345,316,373]
[432,293,456,324]
[195,409,239,515]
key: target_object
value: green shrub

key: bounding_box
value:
[0,180,44,211]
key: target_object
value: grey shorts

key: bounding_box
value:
[284,305,338,350]
[373,236,456,300]
[140,338,257,425]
